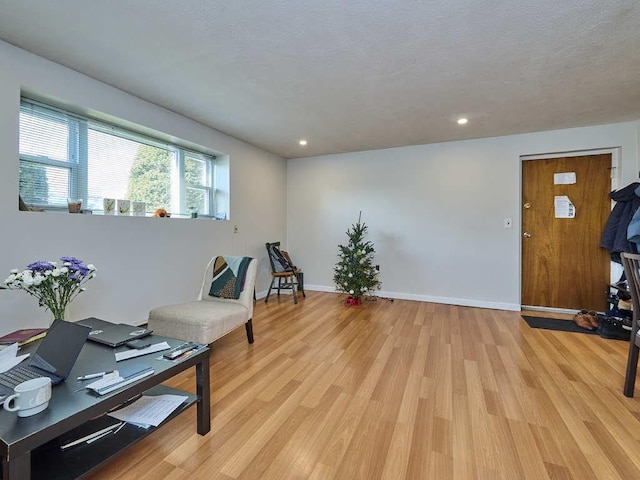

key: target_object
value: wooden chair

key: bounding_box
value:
[282,250,305,298]
[265,242,304,304]
[621,252,640,397]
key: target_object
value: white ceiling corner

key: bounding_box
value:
[0,0,639,159]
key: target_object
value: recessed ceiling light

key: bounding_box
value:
[299,139,308,146]
[457,118,468,125]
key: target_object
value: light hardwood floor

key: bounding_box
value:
[86,292,640,480]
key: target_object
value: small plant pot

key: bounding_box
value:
[67,198,83,213]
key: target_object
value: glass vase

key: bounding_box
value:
[49,306,67,326]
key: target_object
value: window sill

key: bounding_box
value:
[20,208,223,220]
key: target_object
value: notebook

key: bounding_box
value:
[77,317,152,348]
[86,362,154,395]
[0,320,91,400]
[0,327,48,345]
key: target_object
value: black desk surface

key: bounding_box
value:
[0,334,207,461]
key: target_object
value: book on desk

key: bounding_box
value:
[0,327,48,346]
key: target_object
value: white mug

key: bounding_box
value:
[3,377,52,417]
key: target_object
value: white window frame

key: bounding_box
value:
[19,98,218,217]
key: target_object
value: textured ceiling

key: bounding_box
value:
[1,0,639,159]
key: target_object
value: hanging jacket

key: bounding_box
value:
[601,182,640,261]
[627,185,640,246]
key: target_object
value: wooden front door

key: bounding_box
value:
[521,154,612,311]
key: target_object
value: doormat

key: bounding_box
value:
[521,315,598,335]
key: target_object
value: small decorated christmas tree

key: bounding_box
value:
[333,212,381,305]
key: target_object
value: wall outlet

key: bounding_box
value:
[233,225,238,234]
[375,264,380,271]
[503,218,513,229]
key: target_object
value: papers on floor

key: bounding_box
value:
[108,394,188,427]
[0,343,30,373]
[86,362,154,395]
[114,341,171,361]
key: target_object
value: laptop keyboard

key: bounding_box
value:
[0,366,45,389]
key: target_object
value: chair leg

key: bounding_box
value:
[245,319,254,344]
[277,277,282,297]
[297,271,305,298]
[292,276,298,304]
[265,278,275,303]
[624,340,640,397]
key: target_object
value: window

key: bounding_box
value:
[19,99,218,217]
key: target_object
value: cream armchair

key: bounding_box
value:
[148,256,257,345]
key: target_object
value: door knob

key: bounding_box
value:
[523,203,531,209]
[523,232,532,238]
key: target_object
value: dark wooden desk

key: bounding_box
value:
[0,334,210,479]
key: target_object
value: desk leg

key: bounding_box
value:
[196,354,211,435]
[4,451,30,479]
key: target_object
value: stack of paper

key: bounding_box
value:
[86,363,154,395]
[114,341,171,361]
[108,394,188,427]
[0,343,30,373]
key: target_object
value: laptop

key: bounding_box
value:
[0,320,91,400]
[76,317,152,348]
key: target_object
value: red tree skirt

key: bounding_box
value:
[345,296,362,306]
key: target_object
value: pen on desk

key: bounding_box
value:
[108,393,142,413]
[174,348,197,361]
[77,370,115,381]
[86,430,112,444]
[59,422,124,450]
[113,422,126,435]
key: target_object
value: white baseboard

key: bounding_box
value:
[300,285,521,312]
[522,305,580,315]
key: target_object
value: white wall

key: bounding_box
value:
[2,43,637,332]
[0,42,287,335]
[287,122,640,311]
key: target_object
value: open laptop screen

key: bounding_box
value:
[30,320,91,378]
